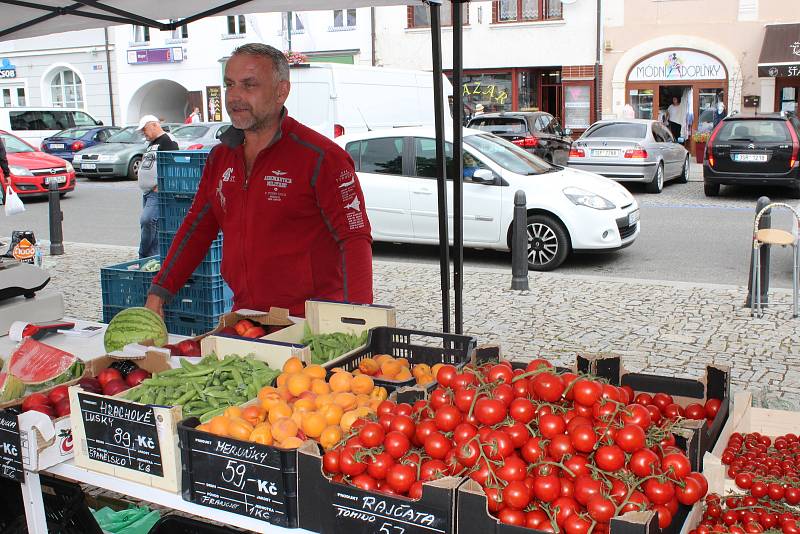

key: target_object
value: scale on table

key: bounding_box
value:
[0,258,64,336]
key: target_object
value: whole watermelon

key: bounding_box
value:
[104,307,168,353]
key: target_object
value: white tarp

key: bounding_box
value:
[0,0,429,42]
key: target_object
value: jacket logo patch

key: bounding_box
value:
[337,169,365,230]
[265,171,292,202]
[222,167,235,182]
[345,197,361,212]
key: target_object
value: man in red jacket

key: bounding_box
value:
[145,43,373,317]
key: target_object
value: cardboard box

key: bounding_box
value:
[69,351,183,492]
[298,440,463,534]
[197,307,295,341]
[200,334,311,369]
[265,300,396,368]
[702,390,799,495]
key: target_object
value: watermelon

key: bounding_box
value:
[104,307,168,353]
[0,373,25,402]
[8,339,84,387]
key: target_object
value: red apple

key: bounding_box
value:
[22,393,51,412]
[219,326,238,336]
[48,385,69,405]
[242,326,267,339]
[234,319,255,336]
[54,398,71,418]
[26,404,55,417]
[97,368,123,388]
[102,379,129,396]
[125,369,152,388]
[176,339,201,357]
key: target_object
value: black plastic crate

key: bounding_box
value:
[333,327,476,391]
[148,514,244,534]
[6,474,102,534]
[177,417,298,528]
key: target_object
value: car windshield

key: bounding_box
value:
[53,128,92,139]
[172,125,209,139]
[584,122,647,139]
[715,120,791,143]
[1,134,35,153]
[464,134,554,175]
[468,118,528,135]
[107,127,145,144]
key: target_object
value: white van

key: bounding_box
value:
[0,107,102,148]
[285,63,453,139]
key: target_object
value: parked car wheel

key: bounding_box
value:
[526,214,570,271]
[676,156,689,184]
[127,156,142,180]
[704,182,720,197]
[645,163,664,194]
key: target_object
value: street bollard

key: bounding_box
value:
[48,179,64,255]
[511,190,529,290]
[745,196,771,308]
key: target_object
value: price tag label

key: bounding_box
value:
[330,488,449,534]
[183,429,293,526]
[77,393,163,476]
[0,410,23,481]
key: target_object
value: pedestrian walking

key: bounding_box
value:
[185,107,201,124]
[0,135,10,204]
[667,96,683,140]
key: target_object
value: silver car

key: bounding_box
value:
[567,119,690,194]
[170,122,231,150]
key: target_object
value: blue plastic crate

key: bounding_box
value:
[164,311,220,337]
[158,191,195,234]
[165,274,234,317]
[102,304,126,324]
[100,256,159,308]
[157,151,210,194]
[158,231,223,277]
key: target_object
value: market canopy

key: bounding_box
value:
[758,23,800,77]
[0,0,429,41]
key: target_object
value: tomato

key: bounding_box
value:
[568,424,597,453]
[573,474,603,506]
[389,415,416,440]
[469,459,492,485]
[512,377,529,398]
[47,385,69,405]
[450,372,477,391]
[395,403,413,417]
[634,392,653,406]
[322,450,340,474]
[493,384,515,407]
[418,458,447,482]
[521,436,546,464]
[652,392,674,411]
[414,419,437,446]
[563,454,590,480]
[386,463,417,494]
[533,473,561,503]
[339,447,366,476]
[502,422,530,449]
[684,403,706,420]
[482,430,514,460]
[436,364,458,388]
[552,496,579,526]
[97,368,123,388]
[433,404,462,432]
[675,476,703,505]
[452,422,477,444]
[769,482,786,501]
[571,379,602,406]
[646,404,662,424]
[785,486,800,505]
[644,478,675,505]
[456,439,480,468]
[377,400,396,416]
[358,422,385,448]
[351,473,377,491]
[653,504,672,529]
[705,398,722,419]
[509,397,535,424]
[501,480,531,510]
[527,510,550,529]
[594,445,626,471]
[474,398,507,426]
[498,508,526,526]
[538,413,566,439]
[366,451,394,480]
[615,424,646,453]
[663,403,685,419]
[488,364,514,384]
[378,413,394,432]
[497,456,528,483]
[384,431,411,459]
[548,434,575,461]
[661,452,691,480]
[587,495,616,522]
[423,432,452,460]
[621,404,652,429]
[530,372,565,402]
[525,358,553,372]
[564,513,592,534]
[454,388,476,413]
[629,448,660,478]
[620,385,634,404]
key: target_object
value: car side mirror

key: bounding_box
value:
[471,169,496,185]
[96,120,103,126]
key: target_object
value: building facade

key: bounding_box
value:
[603,0,799,137]
[374,0,602,131]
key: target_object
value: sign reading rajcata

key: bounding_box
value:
[629,50,726,82]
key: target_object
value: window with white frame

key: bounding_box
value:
[333,9,357,28]
[50,69,84,108]
[227,15,246,35]
[132,25,150,42]
[16,87,25,106]
[283,13,304,33]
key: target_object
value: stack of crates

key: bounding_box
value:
[156,150,233,335]
[100,257,160,323]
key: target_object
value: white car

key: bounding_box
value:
[335,127,640,271]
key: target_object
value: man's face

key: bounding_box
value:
[224,53,290,132]
[141,122,158,141]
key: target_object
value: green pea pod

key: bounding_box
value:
[180,358,195,370]
[207,396,219,408]
[174,389,197,406]
[154,390,165,406]
[126,388,144,402]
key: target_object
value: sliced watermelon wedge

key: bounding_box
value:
[8,339,82,386]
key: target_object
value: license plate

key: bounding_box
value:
[45,176,67,185]
[591,149,619,157]
[628,209,640,226]
[81,163,96,170]
[733,153,768,162]
[49,144,65,150]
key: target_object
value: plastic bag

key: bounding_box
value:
[4,186,24,216]
[92,506,160,534]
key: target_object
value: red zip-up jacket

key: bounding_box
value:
[149,111,373,316]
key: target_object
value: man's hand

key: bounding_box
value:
[145,294,165,318]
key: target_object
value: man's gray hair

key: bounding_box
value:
[231,43,290,82]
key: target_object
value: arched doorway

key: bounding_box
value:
[127,79,189,124]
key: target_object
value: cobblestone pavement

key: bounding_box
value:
[35,241,800,407]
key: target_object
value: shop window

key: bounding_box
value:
[227,15,246,35]
[494,0,562,23]
[563,84,591,130]
[517,69,539,111]
[132,25,150,43]
[359,137,404,175]
[628,89,654,120]
[50,69,84,108]
[333,9,357,28]
[408,1,468,28]
[455,72,512,120]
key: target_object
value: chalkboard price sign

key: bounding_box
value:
[329,487,449,534]
[77,393,163,477]
[0,410,23,482]
[182,427,296,527]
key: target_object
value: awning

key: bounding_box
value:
[758,23,800,77]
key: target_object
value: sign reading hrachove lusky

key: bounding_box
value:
[629,50,726,82]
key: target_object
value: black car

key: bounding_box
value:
[467,111,573,165]
[703,113,800,197]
